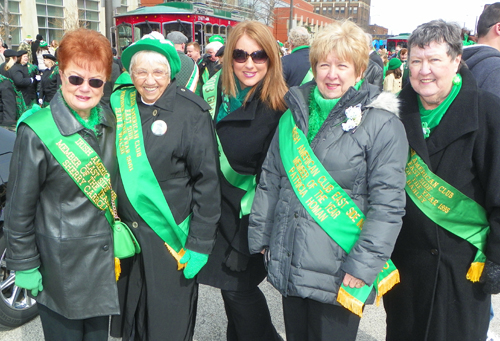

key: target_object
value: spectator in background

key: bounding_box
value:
[167,31,199,92]
[0,39,5,64]
[281,26,311,87]
[463,2,500,98]
[38,54,59,107]
[383,57,403,94]
[31,34,43,66]
[364,34,384,90]
[197,41,222,93]
[187,41,202,63]
[17,36,33,64]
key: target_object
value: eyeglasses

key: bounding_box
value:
[487,22,500,28]
[65,74,105,88]
[132,69,169,80]
[232,49,268,64]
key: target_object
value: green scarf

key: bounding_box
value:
[291,45,309,54]
[307,80,364,143]
[418,74,462,138]
[217,77,250,122]
[0,74,26,119]
[60,90,102,135]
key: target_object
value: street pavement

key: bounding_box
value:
[0,281,499,340]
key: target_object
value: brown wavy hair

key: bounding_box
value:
[222,21,287,112]
[58,28,113,81]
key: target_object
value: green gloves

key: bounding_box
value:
[15,267,43,297]
[179,249,209,279]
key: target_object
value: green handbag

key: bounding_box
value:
[112,220,141,259]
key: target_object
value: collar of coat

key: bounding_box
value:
[50,91,114,137]
[398,67,479,168]
[285,80,400,131]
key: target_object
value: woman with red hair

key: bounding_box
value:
[4,28,119,340]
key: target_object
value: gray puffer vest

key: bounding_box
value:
[248,81,408,306]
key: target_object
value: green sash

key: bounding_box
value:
[279,109,400,317]
[110,87,191,266]
[405,149,489,281]
[202,70,256,217]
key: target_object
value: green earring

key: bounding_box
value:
[452,74,461,86]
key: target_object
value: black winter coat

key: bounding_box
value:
[197,80,286,291]
[11,63,37,105]
[4,91,119,319]
[282,46,310,88]
[0,78,17,126]
[383,68,500,340]
[39,66,59,105]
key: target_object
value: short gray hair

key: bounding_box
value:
[408,19,462,60]
[130,50,171,77]
[288,27,311,47]
[205,41,223,54]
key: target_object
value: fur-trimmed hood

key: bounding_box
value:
[366,90,400,118]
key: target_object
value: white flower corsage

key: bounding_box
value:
[342,104,363,132]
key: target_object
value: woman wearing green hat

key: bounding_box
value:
[109,33,221,341]
[383,57,403,94]
[36,41,50,72]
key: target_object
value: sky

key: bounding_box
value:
[370,0,491,35]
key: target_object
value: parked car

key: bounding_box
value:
[0,126,38,330]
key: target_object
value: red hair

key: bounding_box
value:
[58,28,113,80]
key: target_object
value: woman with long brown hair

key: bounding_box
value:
[198,20,287,341]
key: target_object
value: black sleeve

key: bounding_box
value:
[0,81,17,125]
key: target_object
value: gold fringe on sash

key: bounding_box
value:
[115,257,121,281]
[165,243,187,270]
[337,287,364,318]
[466,262,485,282]
[375,270,401,306]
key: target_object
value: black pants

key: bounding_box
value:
[282,296,361,341]
[221,287,282,341]
[37,303,109,341]
[110,226,198,341]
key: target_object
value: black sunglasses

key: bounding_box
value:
[232,49,268,64]
[487,22,500,28]
[67,75,105,88]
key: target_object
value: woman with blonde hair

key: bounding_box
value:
[249,20,408,340]
[199,20,287,341]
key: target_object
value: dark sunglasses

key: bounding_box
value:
[67,75,105,88]
[232,49,268,64]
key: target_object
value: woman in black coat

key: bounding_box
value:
[197,21,288,341]
[383,20,500,341]
[11,50,39,107]
[39,54,59,106]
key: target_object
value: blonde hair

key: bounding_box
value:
[5,57,16,71]
[310,20,369,79]
[222,21,287,112]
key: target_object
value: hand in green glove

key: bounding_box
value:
[179,249,209,279]
[15,267,43,297]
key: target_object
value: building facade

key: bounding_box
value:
[306,0,370,30]
[1,0,139,48]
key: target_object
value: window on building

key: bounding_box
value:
[353,7,358,14]
[78,0,100,31]
[335,7,339,14]
[1,0,21,47]
[315,7,320,14]
[116,0,129,14]
[340,7,345,14]
[327,7,332,15]
[36,0,64,45]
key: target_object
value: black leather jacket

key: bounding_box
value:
[4,91,119,319]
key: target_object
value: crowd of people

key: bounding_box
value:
[1,3,500,341]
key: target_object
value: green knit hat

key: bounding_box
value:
[40,41,48,47]
[121,33,181,80]
[209,35,224,44]
[388,58,402,70]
